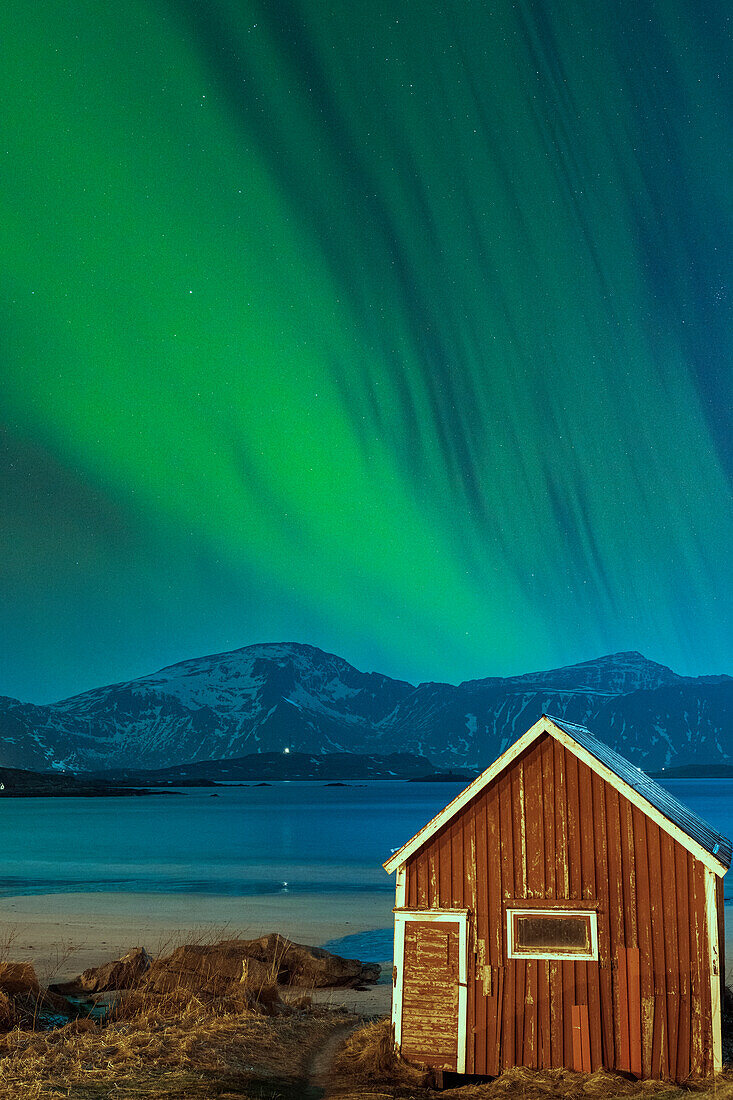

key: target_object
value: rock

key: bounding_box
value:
[244,933,381,988]
[239,956,272,990]
[0,962,75,1030]
[143,934,379,998]
[0,962,40,997]
[36,988,75,1014]
[50,947,151,996]
[144,943,269,997]
[0,992,14,1030]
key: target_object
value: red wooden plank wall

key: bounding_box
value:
[403,732,714,1080]
[616,946,642,1075]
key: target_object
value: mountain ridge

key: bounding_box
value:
[0,642,730,773]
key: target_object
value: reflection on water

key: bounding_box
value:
[0,876,393,898]
[0,781,461,897]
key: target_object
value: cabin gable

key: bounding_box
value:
[385,715,729,877]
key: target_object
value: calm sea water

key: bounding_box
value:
[1,778,731,961]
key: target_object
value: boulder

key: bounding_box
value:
[141,933,379,999]
[239,956,272,991]
[144,934,379,996]
[0,991,14,1030]
[0,962,40,996]
[144,943,271,997]
[234,933,381,988]
[50,947,151,996]
[0,962,75,1030]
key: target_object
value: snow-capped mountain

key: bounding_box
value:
[0,643,730,772]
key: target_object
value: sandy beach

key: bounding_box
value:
[0,889,395,985]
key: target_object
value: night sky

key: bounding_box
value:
[2,0,731,703]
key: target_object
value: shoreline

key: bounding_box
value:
[2,888,732,1009]
[2,889,733,1020]
[0,889,395,986]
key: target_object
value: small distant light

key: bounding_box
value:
[283,747,290,754]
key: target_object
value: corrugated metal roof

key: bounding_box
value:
[547,715,732,870]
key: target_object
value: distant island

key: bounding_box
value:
[649,764,733,779]
[408,771,479,783]
[4,750,733,797]
[88,751,437,785]
[0,766,167,798]
[0,752,446,795]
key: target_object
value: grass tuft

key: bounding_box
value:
[331,1017,429,1087]
[328,1020,733,1100]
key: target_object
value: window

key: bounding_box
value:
[506,908,598,961]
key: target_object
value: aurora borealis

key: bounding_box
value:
[1,1,731,702]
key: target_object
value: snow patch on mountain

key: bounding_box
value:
[0,644,730,772]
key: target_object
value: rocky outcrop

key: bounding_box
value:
[0,961,74,1029]
[50,947,152,996]
[0,962,40,996]
[143,934,379,997]
[232,933,381,989]
[0,937,378,1029]
[144,942,270,997]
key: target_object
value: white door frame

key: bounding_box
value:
[392,907,469,1074]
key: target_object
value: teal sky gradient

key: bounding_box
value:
[1,0,731,701]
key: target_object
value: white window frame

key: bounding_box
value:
[506,907,598,962]
[392,908,469,1074]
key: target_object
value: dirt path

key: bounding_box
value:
[303,1020,360,1098]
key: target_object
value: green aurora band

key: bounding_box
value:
[1,0,731,700]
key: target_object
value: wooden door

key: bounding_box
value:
[400,920,461,1070]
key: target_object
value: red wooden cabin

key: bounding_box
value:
[384,714,730,1081]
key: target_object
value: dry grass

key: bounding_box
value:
[0,926,349,1098]
[438,1067,733,1100]
[328,1020,733,1100]
[3,1003,733,1100]
[331,1018,430,1088]
[0,988,354,1099]
[7,929,732,1100]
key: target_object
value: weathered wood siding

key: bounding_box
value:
[401,921,461,1069]
[401,732,717,1080]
